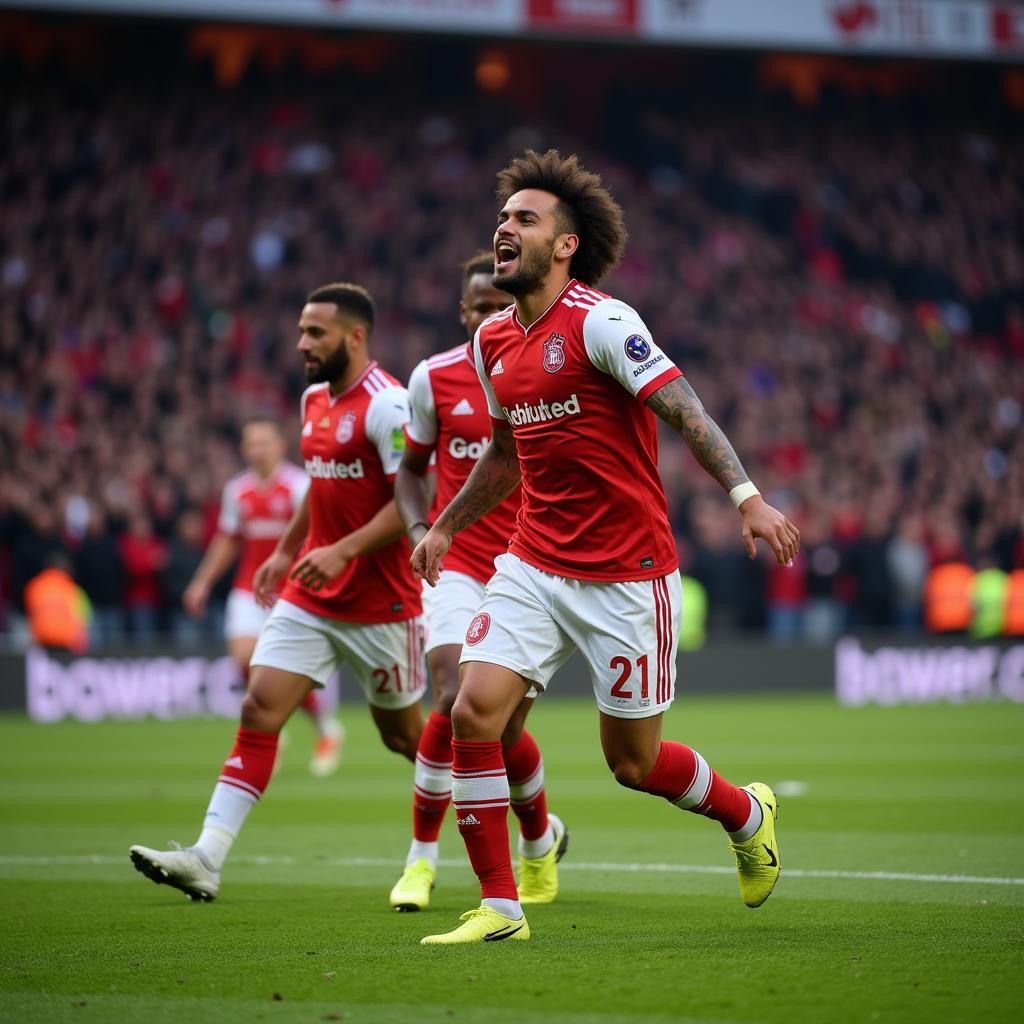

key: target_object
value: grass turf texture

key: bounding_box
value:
[0,695,1021,1024]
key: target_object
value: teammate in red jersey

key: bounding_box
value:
[182,418,344,777]
[130,283,426,902]
[413,151,800,944]
[388,253,567,912]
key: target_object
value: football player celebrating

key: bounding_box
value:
[413,151,799,944]
[389,253,567,912]
[131,284,425,901]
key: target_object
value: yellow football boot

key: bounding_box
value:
[728,782,780,908]
[420,905,530,945]
[517,813,569,904]
[389,858,436,912]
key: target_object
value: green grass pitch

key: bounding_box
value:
[1,693,1022,1024]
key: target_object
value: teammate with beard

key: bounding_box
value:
[388,253,566,912]
[413,151,800,944]
[130,284,426,902]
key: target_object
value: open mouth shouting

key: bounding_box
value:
[495,239,519,273]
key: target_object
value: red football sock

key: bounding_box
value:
[412,711,454,843]
[451,739,517,901]
[637,741,751,833]
[503,730,549,841]
[218,726,280,800]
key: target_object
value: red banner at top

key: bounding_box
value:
[528,0,637,34]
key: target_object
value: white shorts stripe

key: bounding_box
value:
[672,751,712,810]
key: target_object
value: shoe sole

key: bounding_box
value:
[129,850,216,903]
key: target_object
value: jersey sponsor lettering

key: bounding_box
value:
[304,456,365,480]
[474,279,683,582]
[501,393,581,427]
[281,365,421,624]
[448,436,489,460]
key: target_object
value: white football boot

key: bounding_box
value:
[129,842,220,902]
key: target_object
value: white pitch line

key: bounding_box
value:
[1,854,1021,887]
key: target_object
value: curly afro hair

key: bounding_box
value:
[495,149,628,287]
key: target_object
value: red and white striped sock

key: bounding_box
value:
[451,739,520,914]
[504,730,552,858]
[637,741,760,836]
[193,727,279,870]
[408,711,453,865]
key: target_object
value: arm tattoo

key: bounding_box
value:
[646,377,749,492]
[434,428,521,536]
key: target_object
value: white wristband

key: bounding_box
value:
[729,482,760,508]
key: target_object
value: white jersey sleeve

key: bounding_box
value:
[217,477,241,536]
[405,359,438,448]
[365,386,411,477]
[473,326,506,421]
[582,298,682,400]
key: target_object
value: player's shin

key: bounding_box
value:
[637,741,761,836]
[504,730,552,856]
[451,739,521,919]
[193,727,280,870]
[409,710,454,865]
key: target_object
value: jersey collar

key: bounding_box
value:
[511,279,576,337]
[328,360,379,404]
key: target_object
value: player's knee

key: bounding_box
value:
[610,756,651,790]
[450,691,492,740]
[239,690,280,732]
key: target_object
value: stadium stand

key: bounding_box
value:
[1,51,1021,646]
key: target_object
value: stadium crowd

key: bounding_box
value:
[1,72,1021,647]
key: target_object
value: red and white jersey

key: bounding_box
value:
[405,342,522,585]
[218,462,309,593]
[474,279,681,582]
[279,362,421,624]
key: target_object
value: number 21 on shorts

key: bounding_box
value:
[609,654,650,707]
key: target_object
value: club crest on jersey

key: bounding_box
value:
[336,411,357,444]
[465,612,491,646]
[542,332,567,374]
[624,335,652,362]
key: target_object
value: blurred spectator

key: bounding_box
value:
[162,508,212,649]
[74,506,125,649]
[119,514,167,644]
[886,515,928,631]
[844,509,894,630]
[801,513,843,644]
[24,552,90,653]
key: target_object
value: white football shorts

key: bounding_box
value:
[459,553,681,719]
[225,589,271,640]
[420,570,487,654]
[251,598,426,710]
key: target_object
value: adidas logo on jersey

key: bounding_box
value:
[225,756,244,769]
[451,398,475,416]
[301,421,313,437]
[448,436,488,459]
[501,393,581,427]
[490,359,504,376]
[304,456,365,480]
[456,813,481,826]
